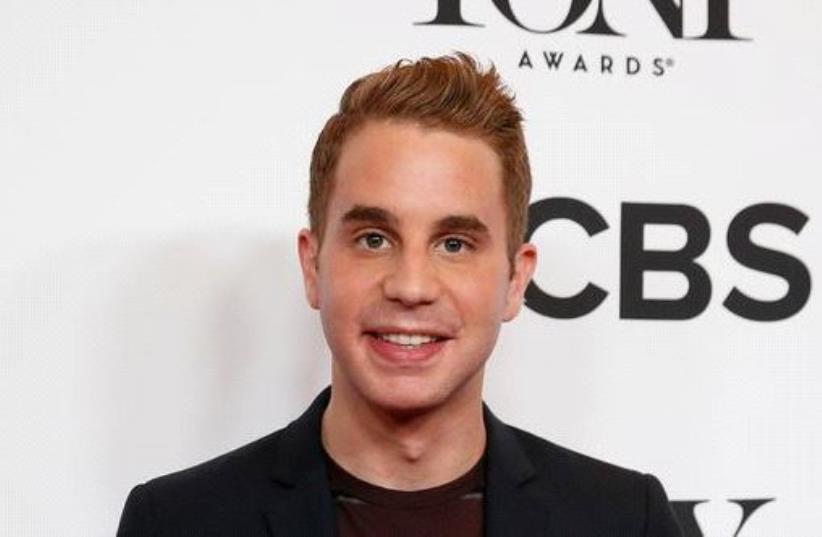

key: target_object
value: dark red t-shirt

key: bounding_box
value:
[325,452,484,537]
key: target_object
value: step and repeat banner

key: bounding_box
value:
[1,1,819,535]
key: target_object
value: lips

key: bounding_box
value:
[364,328,453,364]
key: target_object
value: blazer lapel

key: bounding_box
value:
[262,388,336,537]
[483,404,553,537]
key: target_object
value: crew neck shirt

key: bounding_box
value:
[324,451,484,537]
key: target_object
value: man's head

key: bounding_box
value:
[308,52,531,265]
[298,53,536,416]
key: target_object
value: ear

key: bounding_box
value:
[297,229,321,310]
[502,242,537,322]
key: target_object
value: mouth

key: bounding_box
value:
[363,329,453,364]
[370,332,447,348]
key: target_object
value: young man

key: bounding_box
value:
[117,53,682,536]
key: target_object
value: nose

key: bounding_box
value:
[382,247,441,307]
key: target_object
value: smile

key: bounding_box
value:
[375,333,444,348]
[364,330,451,364]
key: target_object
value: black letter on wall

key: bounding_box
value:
[670,498,774,537]
[578,0,623,36]
[727,499,774,537]
[700,0,748,40]
[620,203,711,319]
[670,500,708,537]
[491,0,609,34]
[416,0,482,26]
[647,0,683,37]
[724,203,810,321]
[524,198,609,319]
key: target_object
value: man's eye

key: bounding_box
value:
[441,237,467,253]
[357,233,389,250]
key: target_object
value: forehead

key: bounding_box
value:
[328,120,505,229]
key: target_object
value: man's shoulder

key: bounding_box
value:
[509,423,645,483]
[141,426,287,495]
[118,427,292,536]
[129,389,329,514]
[502,422,680,534]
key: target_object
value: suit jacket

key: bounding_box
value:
[117,387,682,536]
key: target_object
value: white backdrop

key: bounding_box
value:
[1,1,819,535]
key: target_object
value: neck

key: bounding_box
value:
[321,375,486,491]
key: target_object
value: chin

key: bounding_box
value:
[369,383,442,414]
[362,374,477,420]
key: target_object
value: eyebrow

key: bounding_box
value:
[341,205,398,226]
[341,204,489,236]
[434,215,490,236]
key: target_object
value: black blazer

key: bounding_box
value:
[117,388,682,536]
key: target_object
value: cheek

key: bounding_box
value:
[319,274,358,317]
[317,256,380,327]
[318,275,362,359]
[448,265,511,324]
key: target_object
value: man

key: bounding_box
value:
[117,53,682,536]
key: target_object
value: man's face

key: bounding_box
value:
[299,119,536,415]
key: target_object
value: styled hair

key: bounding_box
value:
[309,52,531,263]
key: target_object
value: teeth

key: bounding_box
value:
[377,333,439,346]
